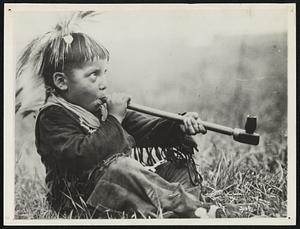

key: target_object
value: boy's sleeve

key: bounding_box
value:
[36,106,134,172]
[122,110,196,148]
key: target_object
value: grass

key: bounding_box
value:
[14,133,287,219]
[196,133,287,218]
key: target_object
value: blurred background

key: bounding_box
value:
[14,6,288,183]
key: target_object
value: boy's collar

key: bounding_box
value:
[41,94,102,131]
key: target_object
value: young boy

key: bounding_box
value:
[17,15,222,218]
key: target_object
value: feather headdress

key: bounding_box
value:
[15,11,109,117]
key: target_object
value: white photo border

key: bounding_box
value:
[4,3,296,225]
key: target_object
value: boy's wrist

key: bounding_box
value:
[109,114,123,124]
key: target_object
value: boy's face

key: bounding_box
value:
[64,58,109,113]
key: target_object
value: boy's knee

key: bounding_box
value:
[109,156,141,173]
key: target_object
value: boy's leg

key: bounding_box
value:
[155,161,203,201]
[87,156,205,218]
[155,161,226,218]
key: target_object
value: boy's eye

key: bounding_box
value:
[89,73,97,80]
[88,70,100,79]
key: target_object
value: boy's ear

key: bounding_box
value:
[52,72,68,91]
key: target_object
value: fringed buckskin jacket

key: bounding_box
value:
[35,104,202,214]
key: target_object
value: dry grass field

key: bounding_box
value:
[15,133,287,219]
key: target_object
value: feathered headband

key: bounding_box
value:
[15,11,106,117]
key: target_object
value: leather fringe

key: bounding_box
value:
[132,146,202,187]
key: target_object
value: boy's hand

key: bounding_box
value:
[180,112,207,135]
[106,93,131,123]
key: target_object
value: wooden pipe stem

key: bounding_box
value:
[128,102,234,136]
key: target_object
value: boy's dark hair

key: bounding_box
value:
[15,11,110,116]
[41,32,110,91]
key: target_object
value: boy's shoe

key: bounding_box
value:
[194,204,226,218]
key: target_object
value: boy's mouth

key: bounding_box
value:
[94,97,108,118]
[94,96,108,109]
[97,96,108,104]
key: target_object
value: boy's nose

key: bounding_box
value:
[99,84,107,91]
[99,76,108,91]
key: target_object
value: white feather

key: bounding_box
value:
[16,11,103,117]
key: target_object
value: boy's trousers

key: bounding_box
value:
[87,156,203,218]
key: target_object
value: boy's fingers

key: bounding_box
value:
[191,118,200,133]
[182,119,188,132]
[185,117,196,135]
[197,119,207,134]
[188,112,207,135]
[182,112,207,135]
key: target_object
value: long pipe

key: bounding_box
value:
[128,102,234,136]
